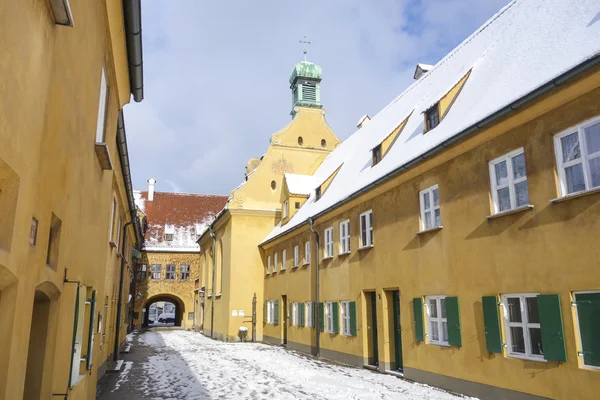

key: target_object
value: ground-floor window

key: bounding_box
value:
[573,291,600,369]
[305,302,313,328]
[326,301,336,333]
[267,300,276,324]
[426,295,448,346]
[501,293,543,360]
[293,303,300,326]
[340,301,351,336]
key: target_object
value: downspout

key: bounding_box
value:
[308,217,320,358]
[122,0,144,102]
[209,227,217,339]
[114,219,133,362]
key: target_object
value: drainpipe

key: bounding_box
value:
[308,217,320,357]
[114,219,133,362]
[209,227,217,339]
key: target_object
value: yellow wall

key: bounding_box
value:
[0,1,138,399]
[261,68,600,399]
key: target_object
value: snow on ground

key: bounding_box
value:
[112,361,134,392]
[137,330,472,400]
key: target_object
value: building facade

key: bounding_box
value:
[259,1,600,399]
[132,180,227,330]
[0,0,144,399]
[197,60,341,342]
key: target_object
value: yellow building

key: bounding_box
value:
[0,0,144,399]
[260,1,600,399]
[132,179,227,330]
[197,60,341,342]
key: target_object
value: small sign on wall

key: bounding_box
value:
[30,217,38,246]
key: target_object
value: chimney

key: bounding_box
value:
[356,115,371,129]
[147,177,156,202]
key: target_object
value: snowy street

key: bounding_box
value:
[97,329,470,400]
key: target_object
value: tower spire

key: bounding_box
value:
[299,36,311,61]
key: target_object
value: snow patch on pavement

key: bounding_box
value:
[112,361,134,392]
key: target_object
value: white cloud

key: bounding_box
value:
[125,0,510,195]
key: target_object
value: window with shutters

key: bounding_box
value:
[293,303,301,326]
[293,245,299,267]
[340,301,351,336]
[305,242,311,264]
[151,264,161,280]
[501,293,543,361]
[324,227,333,258]
[339,220,350,254]
[554,117,600,196]
[282,249,287,270]
[419,185,441,231]
[359,210,373,248]
[573,291,600,370]
[426,295,448,346]
[274,253,278,272]
[489,149,530,213]
[69,285,88,386]
[266,300,273,323]
[326,302,335,333]
[305,302,313,328]
[180,264,190,280]
[137,264,147,281]
[267,255,271,274]
[166,264,176,280]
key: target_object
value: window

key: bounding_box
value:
[274,253,278,272]
[164,224,175,241]
[305,241,311,264]
[267,255,271,274]
[573,291,600,369]
[180,264,190,280]
[95,67,109,143]
[109,198,116,242]
[30,217,38,246]
[372,144,382,166]
[305,302,313,328]
[426,295,448,346]
[554,117,600,195]
[293,245,299,267]
[116,216,122,252]
[282,249,287,270]
[166,264,176,280]
[359,210,373,247]
[324,227,333,258]
[267,300,276,324]
[151,264,161,280]
[339,220,350,254]
[489,148,529,213]
[293,303,301,326]
[298,136,304,145]
[326,302,335,333]
[46,213,62,269]
[321,139,327,148]
[315,186,321,201]
[137,264,147,281]
[70,285,88,386]
[271,180,276,190]
[501,293,543,360]
[425,104,440,131]
[283,200,288,218]
[340,301,351,336]
[295,201,300,209]
[420,185,441,230]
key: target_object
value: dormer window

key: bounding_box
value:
[315,186,322,201]
[425,104,440,132]
[372,144,382,166]
[283,200,289,218]
[164,224,175,241]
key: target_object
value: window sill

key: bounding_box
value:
[69,374,86,388]
[109,241,117,248]
[416,226,443,235]
[358,245,374,251]
[337,251,351,257]
[550,187,600,203]
[486,204,534,220]
[428,341,450,347]
[303,262,310,266]
[322,256,334,261]
[292,265,299,269]
[506,353,546,363]
[94,142,113,170]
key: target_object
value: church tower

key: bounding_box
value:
[289,60,322,117]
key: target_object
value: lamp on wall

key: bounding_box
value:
[49,0,74,26]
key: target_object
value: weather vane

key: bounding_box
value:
[299,36,311,61]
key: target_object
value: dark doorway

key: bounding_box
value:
[365,291,379,366]
[371,292,379,366]
[142,296,184,328]
[24,290,51,399]
[392,291,403,370]
[282,295,288,345]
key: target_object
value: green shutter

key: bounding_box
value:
[349,301,357,336]
[332,302,339,334]
[537,294,567,362]
[263,300,267,324]
[274,299,279,326]
[86,290,97,370]
[482,296,503,353]
[319,302,324,332]
[446,296,461,347]
[413,298,424,343]
[575,293,600,367]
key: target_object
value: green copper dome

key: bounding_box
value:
[289,61,322,85]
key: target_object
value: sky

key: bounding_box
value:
[125,0,511,196]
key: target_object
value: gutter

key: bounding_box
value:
[123,0,144,102]
[209,228,217,339]
[308,218,320,358]
[262,53,600,246]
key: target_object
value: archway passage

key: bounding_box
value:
[142,294,185,328]
[24,290,52,399]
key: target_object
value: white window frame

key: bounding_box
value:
[340,301,351,336]
[425,295,449,346]
[489,148,529,213]
[572,290,600,371]
[267,255,271,274]
[267,300,273,324]
[95,67,109,143]
[554,116,600,196]
[501,293,544,361]
[293,302,301,326]
[283,200,289,218]
[339,220,350,254]
[305,301,313,328]
[324,227,333,258]
[293,245,299,267]
[305,241,311,265]
[419,185,441,230]
[165,264,176,280]
[151,264,161,280]
[273,253,278,273]
[116,216,122,252]
[359,210,373,248]
[70,285,87,386]
[109,198,116,242]
[180,264,190,280]
[282,249,287,270]
[325,301,335,333]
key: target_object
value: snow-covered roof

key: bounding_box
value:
[284,173,320,196]
[262,0,600,245]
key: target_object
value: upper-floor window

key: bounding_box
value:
[274,253,278,273]
[554,117,600,196]
[295,201,300,209]
[426,295,448,346]
[95,67,109,143]
[425,104,440,131]
[339,220,350,254]
[359,210,373,248]
[324,227,333,258]
[164,224,175,241]
[166,264,176,280]
[305,241,311,264]
[372,144,382,166]
[420,185,440,230]
[109,198,117,242]
[293,245,299,267]
[151,264,161,280]
[489,148,529,213]
[180,264,190,280]
[282,249,287,270]
[267,255,271,274]
[137,264,147,281]
[283,200,288,219]
[501,293,543,361]
[315,186,322,201]
[46,212,62,269]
